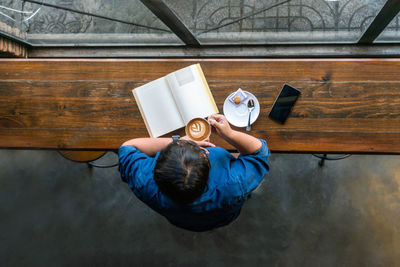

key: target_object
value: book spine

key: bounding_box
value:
[196,64,219,114]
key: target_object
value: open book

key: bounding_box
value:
[132,64,219,137]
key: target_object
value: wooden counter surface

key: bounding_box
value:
[1,58,399,154]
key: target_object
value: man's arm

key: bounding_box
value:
[208,114,262,155]
[121,137,215,157]
[121,138,172,157]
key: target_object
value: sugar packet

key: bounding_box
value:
[228,88,247,105]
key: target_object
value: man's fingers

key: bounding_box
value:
[211,113,224,119]
[208,118,218,127]
[180,135,190,141]
[208,114,225,122]
[208,118,223,130]
[208,114,218,119]
[198,141,215,147]
[202,141,215,147]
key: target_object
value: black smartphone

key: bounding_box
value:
[268,84,301,124]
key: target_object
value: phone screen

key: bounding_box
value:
[268,84,301,124]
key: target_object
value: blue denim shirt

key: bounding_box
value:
[118,139,270,231]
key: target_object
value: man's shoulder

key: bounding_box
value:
[118,145,158,185]
[207,146,230,154]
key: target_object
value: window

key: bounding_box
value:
[1,0,399,48]
[375,13,400,42]
[166,0,388,44]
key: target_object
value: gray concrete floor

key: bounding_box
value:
[1,149,400,266]
[2,1,400,265]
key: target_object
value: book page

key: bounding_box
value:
[133,77,184,137]
[166,64,219,124]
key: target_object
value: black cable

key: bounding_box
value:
[88,161,119,168]
[21,0,171,33]
[88,151,119,168]
[312,154,352,160]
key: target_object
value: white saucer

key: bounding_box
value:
[223,91,260,127]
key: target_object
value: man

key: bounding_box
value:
[118,114,270,231]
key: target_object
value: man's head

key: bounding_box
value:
[154,140,210,205]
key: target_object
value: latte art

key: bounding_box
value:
[190,121,207,137]
[185,118,211,141]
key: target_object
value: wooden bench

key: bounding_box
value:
[1,59,400,154]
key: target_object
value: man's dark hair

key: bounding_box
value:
[154,140,210,205]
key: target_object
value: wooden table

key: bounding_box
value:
[1,59,400,154]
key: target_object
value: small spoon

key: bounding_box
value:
[246,99,255,131]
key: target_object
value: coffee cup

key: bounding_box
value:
[185,117,211,142]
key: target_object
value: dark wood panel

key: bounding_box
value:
[3,80,400,99]
[1,81,399,128]
[1,59,400,81]
[0,59,400,153]
[0,128,399,154]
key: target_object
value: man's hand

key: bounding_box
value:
[208,113,262,155]
[208,114,233,140]
[181,136,215,148]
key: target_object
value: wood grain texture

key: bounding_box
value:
[0,59,400,153]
